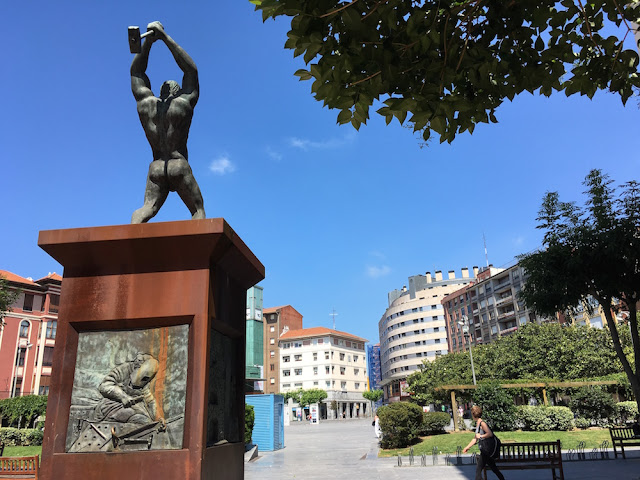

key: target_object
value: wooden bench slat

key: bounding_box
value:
[0,456,39,479]
[609,426,640,459]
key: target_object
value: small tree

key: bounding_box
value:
[362,389,384,415]
[570,386,616,426]
[0,275,18,324]
[519,170,640,415]
[377,402,423,449]
[299,388,328,407]
[472,381,516,431]
[244,404,255,444]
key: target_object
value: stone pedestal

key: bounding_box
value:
[37,219,264,480]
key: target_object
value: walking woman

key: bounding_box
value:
[462,406,505,480]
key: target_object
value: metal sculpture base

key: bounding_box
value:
[37,219,264,480]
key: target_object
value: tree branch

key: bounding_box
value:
[349,70,381,86]
[320,0,359,18]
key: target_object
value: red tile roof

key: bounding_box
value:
[280,326,367,343]
[263,305,288,314]
[0,270,38,286]
[35,272,62,283]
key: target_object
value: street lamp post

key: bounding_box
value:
[458,315,477,385]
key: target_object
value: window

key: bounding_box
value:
[355,382,360,389]
[270,338,275,345]
[339,353,345,361]
[270,364,275,371]
[294,368,302,375]
[282,383,290,388]
[313,381,318,386]
[313,352,318,361]
[294,383,302,387]
[39,386,50,395]
[16,348,26,367]
[283,369,291,376]
[340,381,346,389]
[326,381,331,387]
[353,355,358,362]
[270,326,275,333]
[43,346,54,366]
[270,378,275,384]
[325,366,330,374]
[46,321,57,339]
[354,368,359,375]
[19,321,29,338]
[313,367,318,375]
[270,350,275,358]
[23,294,34,312]
[340,367,345,375]
[325,351,330,360]
[294,354,302,361]
[282,343,290,349]
[283,356,290,362]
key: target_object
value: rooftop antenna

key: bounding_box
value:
[483,232,489,267]
[330,308,338,330]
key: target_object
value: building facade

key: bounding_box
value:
[0,270,61,399]
[263,305,303,394]
[278,327,369,419]
[378,268,476,402]
[444,264,555,353]
[246,286,264,393]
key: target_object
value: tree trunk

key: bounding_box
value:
[601,297,640,415]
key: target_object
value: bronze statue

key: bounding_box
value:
[130,21,206,224]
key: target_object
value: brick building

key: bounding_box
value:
[0,270,61,399]
[263,305,303,394]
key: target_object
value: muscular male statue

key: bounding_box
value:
[130,21,206,224]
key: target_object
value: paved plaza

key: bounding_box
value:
[245,418,640,480]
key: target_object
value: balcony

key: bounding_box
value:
[495,294,513,307]
[500,326,518,335]
[498,310,516,321]
[493,281,512,293]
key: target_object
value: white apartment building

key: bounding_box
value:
[278,327,369,419]
[379,268,476,402]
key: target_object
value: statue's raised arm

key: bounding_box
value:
[147,21,199,107]
[129,21,206,224]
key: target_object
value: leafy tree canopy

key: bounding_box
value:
[251,0,640,144]
[363,389,384,402]
[0,275,18,320]
[407,322,631,404]
[0,395,48,429]
[279,387,328,405]
[519,169,640,412]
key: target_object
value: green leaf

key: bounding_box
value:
[337,109,352,125]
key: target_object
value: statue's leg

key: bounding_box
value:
[169,159,206,220]
[131,161,169,224]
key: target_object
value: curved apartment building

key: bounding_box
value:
[378,268,476,402]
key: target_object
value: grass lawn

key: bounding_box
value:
[379,429,612,457]
[1,446,42,458]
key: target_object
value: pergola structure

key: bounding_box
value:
[436,380,619,431]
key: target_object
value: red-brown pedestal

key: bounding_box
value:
[37,219,264,480]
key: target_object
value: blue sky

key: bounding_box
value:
[3,1,639,345]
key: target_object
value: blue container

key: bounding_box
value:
[245,394,284,451]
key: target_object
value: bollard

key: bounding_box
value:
[445,453,451,466]
[590,447,599,460]
[421,453,427,467]
[432,446,439,465]
[397,454,402,467]
[456,446,463,465]
[600,440,610,460]
[567,448,576,461]
[577,441,586,460]
[409,447,414,466]
[471,452,477,464]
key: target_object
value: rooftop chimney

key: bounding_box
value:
[473,266,479,277]
[435,271,443,281]
[462,267,469,278]
[426,272,432,283]
[448,270,455,280]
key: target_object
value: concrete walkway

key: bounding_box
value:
[245,418,640,480]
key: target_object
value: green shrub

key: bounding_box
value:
[244,404,255,444]
[472,382,517,431]
[615,401,639,424]
[574,417,591,429]
[418,412,451,435]
[0,428,43,446]
[378,402,423,449]
[516,406,574,431]
[569,387,615,426]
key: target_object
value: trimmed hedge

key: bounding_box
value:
[418,412,451,435]
[615,401,638,424]
[0,428,43,446]
[378,402,423,449]
[574,417,591,429]
[244,404,255,444]
[515,406,574,431]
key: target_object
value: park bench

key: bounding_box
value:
[0,456,39,480]
[609,426,640,459]
[483,440,563,480]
